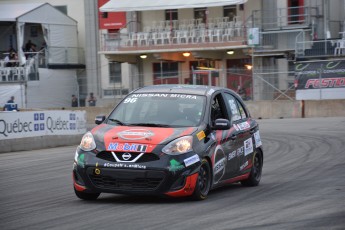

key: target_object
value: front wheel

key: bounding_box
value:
[74,188,100,200]
[192,159,212,201]
[241,150,263,187]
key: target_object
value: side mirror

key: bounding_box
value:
[95,115,106,125]
[213,118,231,130]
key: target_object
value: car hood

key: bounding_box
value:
[91,124,198,152]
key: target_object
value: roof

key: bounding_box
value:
[133,84,225,96]
[100,0,248,12]
[0,3,77,24]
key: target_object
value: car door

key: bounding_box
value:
[223,92,253,175]
[209,92,240,184]
[222,92,244,177]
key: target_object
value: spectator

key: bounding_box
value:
[87,92,96,106]
[3,96,18,111]
[25,40,35,51]
[71,94,78,107]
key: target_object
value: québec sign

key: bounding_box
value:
[0,110,86,140]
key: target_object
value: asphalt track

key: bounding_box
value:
[1,117,344,230]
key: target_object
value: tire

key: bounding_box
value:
[74,188,100,200]
[241,149,263,187]
[192,159,212,201]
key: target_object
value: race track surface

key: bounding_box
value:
[1,117,344,230]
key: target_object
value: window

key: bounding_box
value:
[109,62,121,83]
[104,89,129,96]
[210,94,227,123]
[54,6,67,15]
[236,100,247,119]
[194,8,207,24]
[165,9,178,20]
[224,93,242,122]
[108,93,206,127]
[153,62,178,78]
[224,5,237,21]
[101,12,108,19]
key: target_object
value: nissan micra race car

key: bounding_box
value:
[73,85,263,200]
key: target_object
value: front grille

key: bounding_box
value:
[96,151,160,163]
[88,169,166,191]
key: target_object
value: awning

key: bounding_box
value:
[100,0,248,12]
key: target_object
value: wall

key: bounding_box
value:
[2,99,345,153]
[26,68,78,109]
[79,99,345,124]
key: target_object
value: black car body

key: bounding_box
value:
[73,85,263,200]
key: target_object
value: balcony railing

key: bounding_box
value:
[101,16,249,52]
[252,6,318,30]
[47,46,84,65]
[296,38,345,59]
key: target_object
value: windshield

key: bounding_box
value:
[107,93,206,127]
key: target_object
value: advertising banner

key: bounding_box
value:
[0,110,87,140]
[295,60,345,100]
[98,0,126,30]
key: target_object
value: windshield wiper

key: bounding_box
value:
[127,123,171,127]
[108,119,126,126]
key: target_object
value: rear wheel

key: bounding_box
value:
[192,159,211,200]
[74,188,100,200]
[241,150,263,187]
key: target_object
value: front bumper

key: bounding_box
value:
[73,148,201,196]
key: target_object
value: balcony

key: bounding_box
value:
[0,47,85,83]
[100,17,249,53]
[296,38,345,60]
[252,6,318,31]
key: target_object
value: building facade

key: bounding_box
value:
[99,0,345,101]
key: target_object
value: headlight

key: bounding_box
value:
[162,136,193,155]
[79,132,96,151]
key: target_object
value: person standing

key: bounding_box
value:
[87,92,96,106]
[71,95,78,107]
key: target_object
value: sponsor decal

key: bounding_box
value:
[207,89,215,95]
[228,150,236,161]
[237,146,244,157]
[240,161,248,171]
[130,93,198,99]
[196,130,206,141]
[103,162,146,169]
[168,159,185,172]
[254,131,262,148]
[305,77,345,89]
[233,124,239,131]
[213,145,226,184]
[77,153,85,168]
[184,154,200,167]
[118,129,154,140]
[237,121,251,131]
[107,142,148,152]
[244,138,253,156]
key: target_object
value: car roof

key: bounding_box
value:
[132,84,227,96]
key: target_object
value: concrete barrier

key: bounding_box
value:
[2,99,344,153]
[245,101,302,119]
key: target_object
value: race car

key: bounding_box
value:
[73,85,263,200]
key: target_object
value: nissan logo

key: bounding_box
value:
[122,152,131,161]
